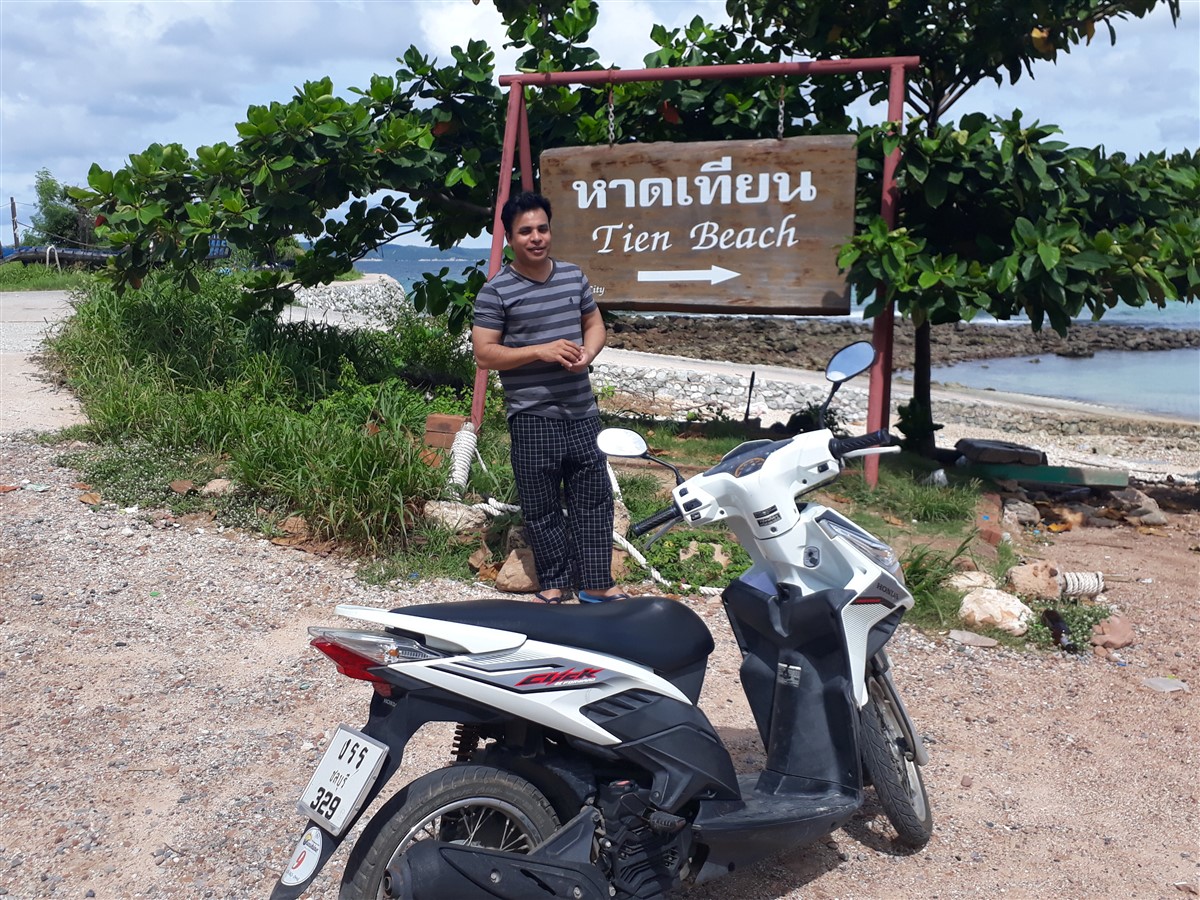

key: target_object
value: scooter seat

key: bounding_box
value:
[396,595,714,674]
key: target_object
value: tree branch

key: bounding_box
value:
[407,188,493,218]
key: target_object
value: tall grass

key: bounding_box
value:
[48,269,475,551]
[838,457,980,524]
[901,534,975,627]
[0,261,95,291]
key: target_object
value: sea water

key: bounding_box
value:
[356,249,1199,420]
[912,347,1199,421]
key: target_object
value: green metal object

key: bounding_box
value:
[962,463,1128,488]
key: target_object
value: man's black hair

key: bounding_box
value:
[501,191,552,236]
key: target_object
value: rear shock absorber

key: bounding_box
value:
[450,722,483,762]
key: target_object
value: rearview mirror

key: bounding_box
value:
[597,427,649,458]
[825,341,876,384]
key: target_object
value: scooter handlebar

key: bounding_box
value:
[828,429,894,460]
[631,505,681,537]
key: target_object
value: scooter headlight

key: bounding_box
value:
[819,518,903,579]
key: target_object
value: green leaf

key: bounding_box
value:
[1037,242,1060,272]
[86,163,114,194]
[136,203,165,225]
[924,174,947,208]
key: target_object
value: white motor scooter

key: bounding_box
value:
[272,340,931,900]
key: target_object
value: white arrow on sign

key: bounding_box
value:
[637,265,741,285]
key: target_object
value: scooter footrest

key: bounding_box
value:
[646,810,687,833]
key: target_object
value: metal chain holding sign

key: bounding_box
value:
[778,84,786,140]
[608,85,616,146]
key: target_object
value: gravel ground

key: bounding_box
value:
[2,284,1197,898]
[3,434,1197,899]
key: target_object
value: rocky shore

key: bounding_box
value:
[607,313,1200,371]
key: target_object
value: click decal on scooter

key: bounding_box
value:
[272,341,932,900]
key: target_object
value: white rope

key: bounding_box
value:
[445,423,478,495]
[1059,571,1105,597]
[613,532,724,597]
[469,496,522,516]
[607,461,623,501]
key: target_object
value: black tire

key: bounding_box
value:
[860,681,933,848]
[339,764,560,900]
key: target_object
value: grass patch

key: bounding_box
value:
[0,262,96,292]
[600,418,747,470]
[616,472,671,522]
[56,441,282,531]
[358,525,476,586]
[1025,600,1112,652]
[837,456,980,525]
[899,534,974,628]
[47,269,476,555]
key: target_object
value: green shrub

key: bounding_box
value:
[47,268,474,551]
[900,534,974,627]
[641,529,751,591]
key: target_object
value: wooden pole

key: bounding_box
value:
[10,197,19,249]
[864,62,909,488]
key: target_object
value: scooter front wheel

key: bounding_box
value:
[340,764,560,899]
[860,682,933,848]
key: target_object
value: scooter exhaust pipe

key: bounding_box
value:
[385,839,611,900]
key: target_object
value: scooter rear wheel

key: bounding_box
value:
[340,763,560,899]
[860,684,933,848]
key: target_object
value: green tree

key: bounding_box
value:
[730,0,1194,453]
[27,168,98,248]
[69,0,1197,451]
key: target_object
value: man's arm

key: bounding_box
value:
[472,326,585,372]
[565,307,606,374]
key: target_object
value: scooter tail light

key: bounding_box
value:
[308,627,441,683]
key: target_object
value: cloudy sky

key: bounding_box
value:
[2,0,1196,246]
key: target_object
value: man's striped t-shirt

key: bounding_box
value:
[474,260,600,419]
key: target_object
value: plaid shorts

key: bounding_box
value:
[509,413,614,592]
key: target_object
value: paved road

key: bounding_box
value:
[0,291,82,434]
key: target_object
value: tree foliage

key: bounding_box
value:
[730,0,1182,127]
[68,0,1196,400]
[840,115,1200,333]
[27,168,98,248]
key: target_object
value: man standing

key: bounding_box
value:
[472,192,625,604]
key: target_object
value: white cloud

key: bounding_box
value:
[1,0,1195,239]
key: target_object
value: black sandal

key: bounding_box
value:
[533,591,568,604]
[578,590,630,604]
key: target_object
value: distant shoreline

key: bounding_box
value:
[606,313,1200,370]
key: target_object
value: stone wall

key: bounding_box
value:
[592,360,1198,440]
[592,362,868,427]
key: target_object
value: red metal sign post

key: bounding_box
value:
[471,58,916,487]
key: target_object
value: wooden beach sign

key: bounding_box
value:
[540,136,857,315]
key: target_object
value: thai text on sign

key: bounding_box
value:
[539,136,857,315]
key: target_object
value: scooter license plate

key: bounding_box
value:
[296,725,389,836]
